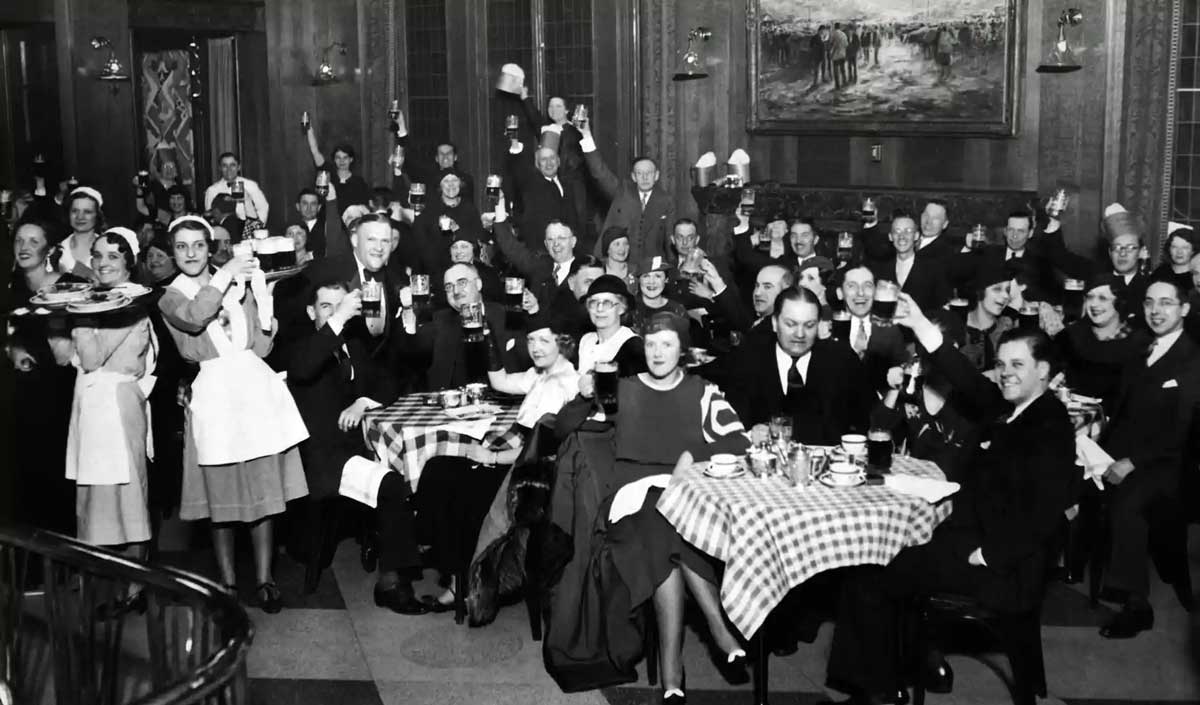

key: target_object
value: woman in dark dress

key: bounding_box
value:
[561,312,750,703]
[1152,225,1196,296]
[1054,273,1150,405]
[935,262,1016,372]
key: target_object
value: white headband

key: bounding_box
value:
[168,214,214,238]
[103,227,140,258]
[69,186,104,209]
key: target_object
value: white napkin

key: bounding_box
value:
[608,474,672,524]
[1075,435,1113,490]
[695,151,717,168]
[339,456,393,508]
[435,418,494,440]
[1070,393,1102,406]
[727,149,751,165]
[884,474,960,503]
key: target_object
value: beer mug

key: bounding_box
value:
[572,103,589,130]
[230,179,245,201]
[505,277,525,311]
[411,273,431,301]
[136,170,150,191]
[388,99,400,121]
[679,248,706,283]
[837,231,855,263]
[459,301,485,342]
[866,428,893,473]
[1045,189,1069,218]
[315,170,330,198]
[739,188,756,217]
[861,197,877,221]
[1018,301,1040,330]
[486,174,502,205]
[32,153,46,178]
[504,114,519,138]
[872,280,899,326]
[409,182,426,214]
[968,224,988,250]
[594,360,619,414]
[361,280,383,318]
[831,309,852,341]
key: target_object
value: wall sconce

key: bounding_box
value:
[1036,8,1083,73]
[90,36,130,88]
[672,27,712,82]
[313,41,348,85]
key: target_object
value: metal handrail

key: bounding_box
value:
[0,524,253,705]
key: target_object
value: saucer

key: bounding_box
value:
[701,460,746,479]
[819,472,865,488]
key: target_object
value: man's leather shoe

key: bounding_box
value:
[360,534,379,573]
[420,594,455,614]
[923,657,953,694]
[1099,605,1154,639]
[374,584,431,615]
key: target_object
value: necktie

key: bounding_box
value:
[553,263,563,283]
[787,356,804,395]
[640,192,649,210]
[852,319,869,358]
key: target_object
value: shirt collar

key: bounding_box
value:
[1152,329,1184,355]
[775,344,812,390]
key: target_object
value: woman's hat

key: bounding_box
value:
[973,259,1013,292]
[69,186,104,209]
[600,225,629,256]
[638,255,671,275]
[103,226,140,258]
[1084,271,1124,296]
[583,274,633,308]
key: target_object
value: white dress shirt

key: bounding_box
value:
[552,256,574,286]
[775,345,812,394]
[895,254,915,287]
[204,177,270,223]
[1147,329,1183,367]
[1005,248,1025,261]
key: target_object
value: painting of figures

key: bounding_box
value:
[747,0,1021,135]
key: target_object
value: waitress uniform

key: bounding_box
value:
[159,269,309,523]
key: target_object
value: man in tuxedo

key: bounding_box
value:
[914,200,958,263]
[506,137,580,250]
[870,209,952,312]
[284,281,417,604]
[746,264,794,343]
[822,303,1077,704]
[395,262,525,390]
[1098,278,1200,638]
[836,265,909,392]
[708,287,875,445]
[578,122,673,263]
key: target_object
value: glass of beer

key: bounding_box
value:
[866,428,893,473]
[1018,301,1041,330]
[831,308,852,340]
[411,274,431,304]
[679,248,706,283]
[315,170,330,198]
[967,224,988,250]
[949,291,970,322]
[872,280,899,326]
[594,360,619,414]
[486,174,502,206]
[861,197,876,221]
[136,170,150,191]
[409,182,426,214]
[505,277,525,311]
[459,301,485,342]
[572,103,589,130]
[66,175,80,191]
[1046,189,1069,218]
[739,188,756,217]
[504,114,519,138]
[230,179,245,202]
[361,280,383,318]
[837,231,855,263]
[1063,278,1085,321]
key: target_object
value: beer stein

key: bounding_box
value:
[486,174,502,205]
[459,301,485,342]
[409,182,426,214]
[1045,189,1069,218]
[504,114,519,139]
[315,170,330,198]
[861,197,877,220]
[837,231,855,263]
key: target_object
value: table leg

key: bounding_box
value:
[752,629,769,705]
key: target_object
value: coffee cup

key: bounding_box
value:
[840,433,867,457]
[439,388,463,408]
[709,453,738,474]
[827,461,861,485]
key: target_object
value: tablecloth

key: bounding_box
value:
[656,454,951,639]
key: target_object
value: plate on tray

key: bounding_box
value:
[264,262,309,282]
[66,291,132,313]
[818,472,865,488]
[30,282,93,308]
[444,403,503,420]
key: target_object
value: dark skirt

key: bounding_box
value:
[602,460,720,610]
[415,456,509,575]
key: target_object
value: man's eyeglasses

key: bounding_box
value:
[1143,298,1182,310]
[443,277,474,293]
[891,227,917,235]
[1110,245,1139,255]
[586,298,621,312]
[545,236,573,244]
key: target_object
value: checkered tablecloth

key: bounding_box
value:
[656,455,952,639]
[362,394,521,490]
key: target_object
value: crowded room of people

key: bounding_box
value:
[1,1,1198,704]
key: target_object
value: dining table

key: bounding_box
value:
[656,453,952,705]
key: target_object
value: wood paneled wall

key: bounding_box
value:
[650,0,1119,257]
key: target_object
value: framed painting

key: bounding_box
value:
[747,0,1022,136]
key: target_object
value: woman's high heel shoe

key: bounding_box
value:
[661,689,686,704]
[720,648,749,684]
[256,581,283,614]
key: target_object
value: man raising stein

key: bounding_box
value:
[203,151,270,224]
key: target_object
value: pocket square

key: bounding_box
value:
[1162,379,1179,389]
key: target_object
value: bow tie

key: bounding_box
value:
[362,269,381,282]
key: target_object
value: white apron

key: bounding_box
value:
[65,369,143,486]
[171,275,309,466]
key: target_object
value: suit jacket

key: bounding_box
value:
[835,319,909,392]
[928,341,1077,611]
[493,220,567,310]
[914,234,959,263]
[506,142,581,249]
[1103,333,1200,482]
[410,199,485,277]
[860,222,893,262]
[394,301,523,391]
[704,337,876,445]
[583,150,673,263]
[870,255,952,312]
[284,322,400,498]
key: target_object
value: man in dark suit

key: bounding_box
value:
[705,287,875,445]
[1103,204,1151,324]
[395,262,526,390]
[491,195,586,312]
[822,296,1076,704]
[836,265,909,392]
[578,122,673,263]
[745,263,794,344]
[952,211,1062,304]
[505,137,580,250]
[1097,278,1200,638]
[869,209,952,312]
[914,200,960,264]
[283,280,416,603]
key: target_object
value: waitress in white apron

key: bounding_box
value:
[158,216,309,613]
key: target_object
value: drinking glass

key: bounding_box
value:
[831,309,852,340]
[486,174,502,205]
[409,182,426,214]
[505,277,525,311]
[837,231,855,262]
[504,114,519,138]
[459,301,485,342]
[230,179,245,201]
[739,188,756,217]
[361,280,382,318]
[594,360,619,414]
[872,280,899,327]
[867,428,894,473]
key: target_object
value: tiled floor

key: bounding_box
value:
[142,522,1200,704]
[13,510,1197,705]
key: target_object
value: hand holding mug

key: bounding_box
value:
[221,253,257,281]
[332,289,363,324]
[579,372,596,399]
[522,288,540,314]
[398,286,413,309]
[890,292,925,330]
